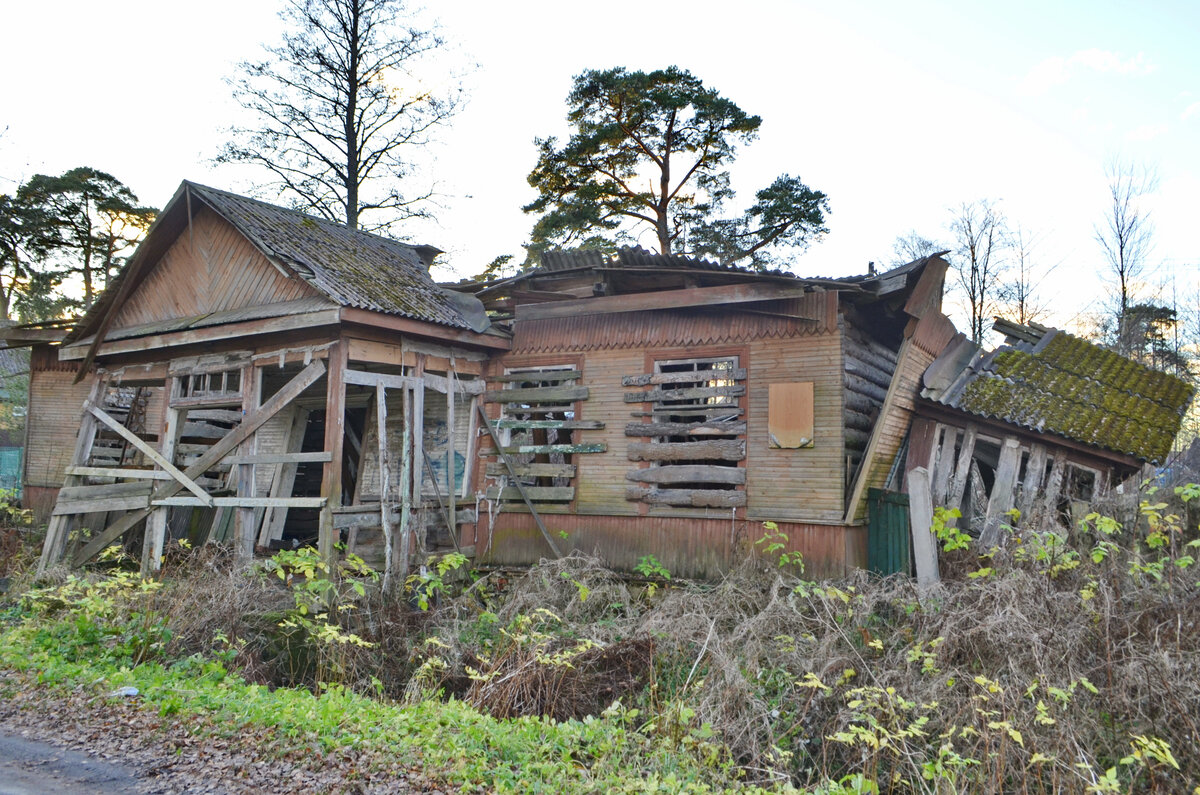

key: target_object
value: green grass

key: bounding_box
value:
[0,608,758,794]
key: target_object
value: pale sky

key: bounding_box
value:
[2,0,1198,333]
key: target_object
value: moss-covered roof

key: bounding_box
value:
[927,329,1192,463]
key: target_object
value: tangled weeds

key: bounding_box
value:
[8,493,1200,792]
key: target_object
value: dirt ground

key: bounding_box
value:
[0,670,450,794]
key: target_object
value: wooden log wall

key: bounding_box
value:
[841,317,899,481]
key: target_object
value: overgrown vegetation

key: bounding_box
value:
[3,485,1199,792]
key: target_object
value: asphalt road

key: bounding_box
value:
[0,732,140,795]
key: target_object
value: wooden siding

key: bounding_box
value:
[745,332,844,522]
[477,311,851,572]
[23,369,99,491]
[478,513,864,580]
[110,206,320,332]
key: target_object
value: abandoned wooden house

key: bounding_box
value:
[16,181,1192,584]
[455,248,959,578]
[26,181,507,586]
[903,317,1192,569]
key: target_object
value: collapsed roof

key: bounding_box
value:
[922,320,1193,463]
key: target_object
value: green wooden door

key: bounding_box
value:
[867,488,911,576]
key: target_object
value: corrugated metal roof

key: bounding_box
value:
[923,326,1192,463]
[186,183,474,330]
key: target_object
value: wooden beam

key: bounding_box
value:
[495,419,604,431]
[319,342,346,567]
[227,451,331,465]
[397,383,413,582]
[980,436,1022,549]
[492,369,581,383]
[59,309,342,360]
[488,442,606,456]
[377,382,394,591]
[73,360,327,565]
[476,403,562,558]
[622,368,746,386]
[66,466,172,480]
[625,465,746,485]
[142,404,182,575]
[485,462,576,478]
[235,364,262,559]
[340,307,511,350]
[625,421,745,437]
[344,367,483,396]
[516,281,815,321]
[487,485,575,501]
[625,487,746,508]
[624,385,744,403]
[483,385,588,404]
[907,467,940,586]
[88,406,213,506]
[627,440,745,462]
[154,497,326,508]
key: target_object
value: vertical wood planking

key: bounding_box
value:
[980,436,1022,548]
[141,404,183,574]
[235,365,262,559]
[377,382,394,592]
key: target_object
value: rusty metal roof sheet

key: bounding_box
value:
[923,325,1192,463]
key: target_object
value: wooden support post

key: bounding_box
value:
[141,405,183,575]
[38,376,107,576]
[462,394,479,500]
[908,466,940,587]
[377,383,394,593]
[980,436,1022,548]
[235,365,262,560]
[319,342,347,568]
[396,384,413,581]
[931,426,957,506]
[412,356,426,557]
[1016,443,1048,523]
[944,424,978,522]
[259,408,310,545]
[1038,451,1068,523]
[446,369,457,549]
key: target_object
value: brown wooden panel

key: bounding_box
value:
[768,382,815,448]
[627,440,744,462]
[625,465,746,485]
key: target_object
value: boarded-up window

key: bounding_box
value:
[624,356,747,508]
[768,382,814,448]
[482,365,604,509]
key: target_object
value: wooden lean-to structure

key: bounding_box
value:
[30,182,507,583]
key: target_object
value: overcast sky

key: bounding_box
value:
[2,0,1198,332]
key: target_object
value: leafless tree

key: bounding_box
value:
[949,200,1007,343]
[220,0,462,232]
[1000,224,1057,326]
[1095,158,1158,354]
[889,230,943,266]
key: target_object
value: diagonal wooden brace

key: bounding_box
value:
[74,360,327,565]
[89,405,213,506]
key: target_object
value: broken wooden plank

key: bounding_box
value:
[60,482,154,501]
[627,440,745,462]
[485,462,576,478]
[153,496,327,508]
[483,385,588,404]
[626,421,746,437]
[624,486,747,507]
[625,465,746,485]
[89,405,214,507]
[908,466,940,586]
[517,281,814,321]
[944,424,978,515]
[225,451,332,465]
[622,368,746,387]
[54,495,152,515]
[491,442,606,456]
[486,486,575,502]
[494,419,605,431]
[186,409,244,424]
[630,406,745,418]
[980,436,1022,548]
[73,360,328,565]
[624,385,745,403]
[143,405,183,575]
[66,466,173,480]
[492,369,581,383]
